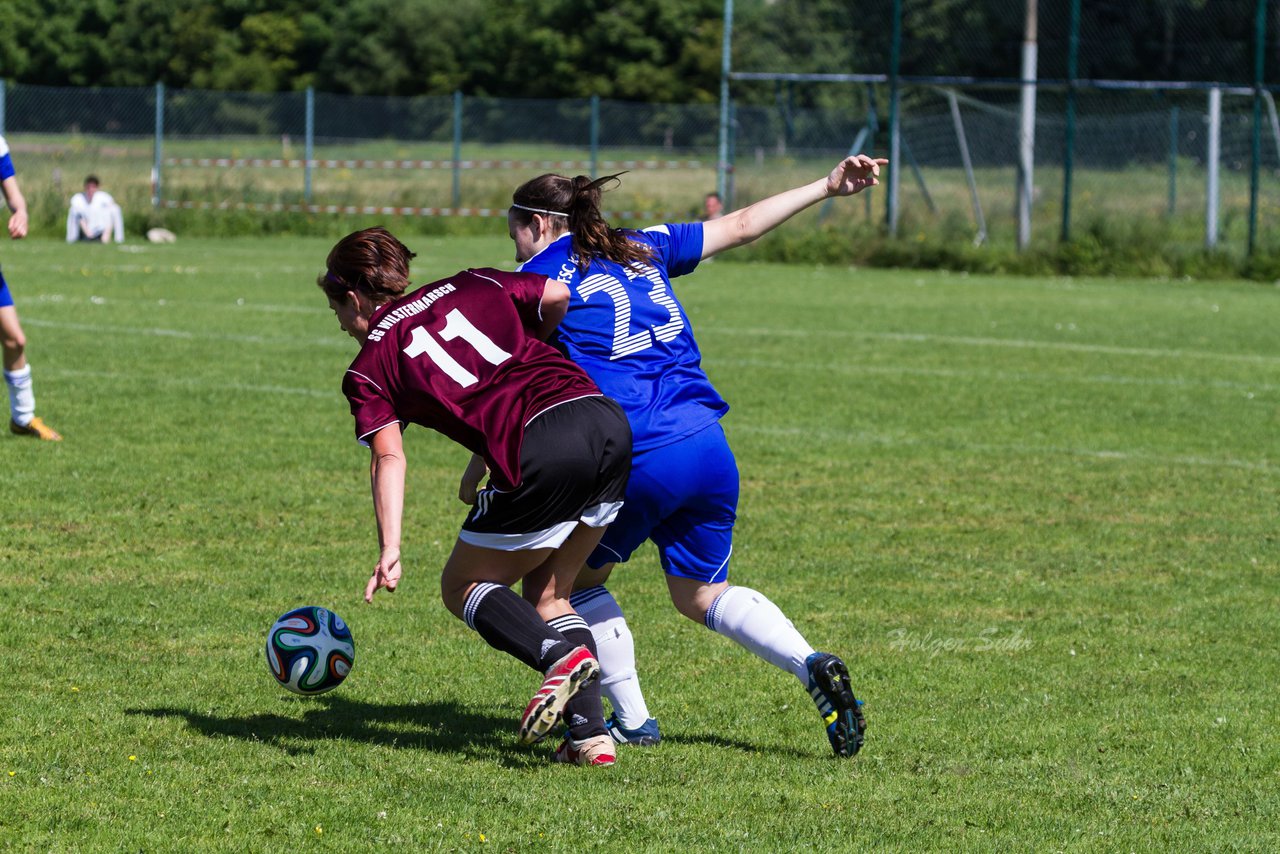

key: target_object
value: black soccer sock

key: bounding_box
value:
[463,583,575,672]
[548,613,607,741]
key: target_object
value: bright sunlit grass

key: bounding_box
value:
[1,235,1276,850]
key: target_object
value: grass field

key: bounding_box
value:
[1,235,1277,851]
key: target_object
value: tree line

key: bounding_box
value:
[0,0,1270,103]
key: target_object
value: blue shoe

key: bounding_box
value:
[805,652,866,758]
[606,713,661,746]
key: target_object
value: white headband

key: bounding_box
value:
[510,202,568,217]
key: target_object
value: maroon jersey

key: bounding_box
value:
[342,268,602,491]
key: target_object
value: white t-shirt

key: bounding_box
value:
[67,189,124,243]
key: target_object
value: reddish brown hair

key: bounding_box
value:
[317,227,416,305]
[511,173,653,272]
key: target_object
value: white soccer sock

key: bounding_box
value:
[569,585,652,728]
[5,364,35,426]
[705,585,815,683]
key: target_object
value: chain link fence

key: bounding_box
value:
[1,0,1275,256]
[1,83,722,235]
[727,0,1279,254]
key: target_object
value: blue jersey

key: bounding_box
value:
[518,223,728,453]
[0,135,15,181]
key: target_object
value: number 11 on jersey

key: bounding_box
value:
[403,308,512,387]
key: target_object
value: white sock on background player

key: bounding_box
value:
[570,585,652,729]
[705,585,815,683]
[5,364,35,426]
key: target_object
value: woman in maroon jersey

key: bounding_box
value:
[318,226,631,766]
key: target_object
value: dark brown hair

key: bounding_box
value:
[317,226,416,305]
[511,172,653,272]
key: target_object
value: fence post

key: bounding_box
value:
[727,101,737,209]
[152,82,165,209]
[590,95,600,178]
[1060,0,1080,243]
[1247,0,1266,255]
[304,86,314,204]
[1206,87,1221,250]
[886,0,902,236]
[452,91,462,210]
[1167,106,1179,217]
[1017,0,1038,251]
[717,0,734,202]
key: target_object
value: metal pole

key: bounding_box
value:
[886,0,902,236]
[1167,106,1179,217]
[1206,87,1221,250]
[1060,0,1080,243]
[152,82,165,208]
[452,91,463,210]
[1247,0,1266,255]
[727,101,738,210]
[1017,0,1038,250]
[304,86,314,204]
[947,90,987,246]
[590,95,600,178]
[717,0,734,201]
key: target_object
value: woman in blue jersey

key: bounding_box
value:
[0,135,61,441]
[474,155,885,758]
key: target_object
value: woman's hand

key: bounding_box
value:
[364,546,402,602]
[458,454,488,505]
[826,155,889,197]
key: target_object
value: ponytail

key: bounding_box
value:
[511,172,653,272]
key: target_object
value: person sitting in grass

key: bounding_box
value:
[66,175,124,244]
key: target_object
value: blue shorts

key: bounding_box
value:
[588,420,738,583]
[0,268,12,308]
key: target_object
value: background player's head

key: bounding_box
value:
[509,173,652,271]
[704,192,724,219]
[83,175,100,200]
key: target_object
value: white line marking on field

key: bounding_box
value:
[714,358,1278,394]
[23,318,346,348]
[31,292,328,315]
[711,327,1280,367]
[50,367,336,399]
[26,301,1279,367]
[733,424,1273,472]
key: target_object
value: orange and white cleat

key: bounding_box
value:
[553,734,617,767]
[517,645,599,745]
[10,416,62,441]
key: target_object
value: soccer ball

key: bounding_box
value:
[265,606,355,695]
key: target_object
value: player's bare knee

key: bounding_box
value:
[439,576,470,620]
[1,330,24,359]
[572,562,614,593]
[667,577,727,623]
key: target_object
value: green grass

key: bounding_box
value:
[1,236,1277,850]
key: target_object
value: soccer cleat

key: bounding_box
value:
[518,645,599,745]
[606,713,662,746]
[553,734,617,766]
[10,417,62,441]
[806,652,866,758]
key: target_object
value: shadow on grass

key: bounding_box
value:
[127,698,816,763]
[660,731,812,759]
[126,695,537,765]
